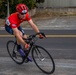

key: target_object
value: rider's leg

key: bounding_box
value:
[17,28,32,62]
[18,26,32,61]
[17,26,28,50]
[5,25,13,34]
[16,30,22,49]
[5,25,23,50]
[5,25,32,60]
[18,26,27,39]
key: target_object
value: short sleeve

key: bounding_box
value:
[9,19,17,28]
[25,13,31,21]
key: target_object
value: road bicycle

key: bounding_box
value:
[6,32,55,74]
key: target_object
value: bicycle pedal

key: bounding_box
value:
[25,59,29,63]
[12,53,17,58]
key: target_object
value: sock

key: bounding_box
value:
[17,45,22,50]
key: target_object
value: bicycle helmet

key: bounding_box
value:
[16,3,28,14]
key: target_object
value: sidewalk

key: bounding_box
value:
[35,16,76,30]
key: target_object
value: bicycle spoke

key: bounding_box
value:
[35,47,45,61]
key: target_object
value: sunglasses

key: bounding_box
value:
[20,13,26,15]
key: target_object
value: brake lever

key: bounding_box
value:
[41,33,46,38]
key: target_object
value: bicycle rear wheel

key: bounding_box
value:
[32,46,55,74]
[7,40,25,64]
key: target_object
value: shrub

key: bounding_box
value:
[0,0,37,18]
[22,0,36,9]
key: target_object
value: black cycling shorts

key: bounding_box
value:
[5,25,25,35]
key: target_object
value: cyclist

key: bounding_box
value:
[5,3,44,61]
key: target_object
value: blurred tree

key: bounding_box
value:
[0,0,37,18]
[22,0,36,9]
[0,0,7,18]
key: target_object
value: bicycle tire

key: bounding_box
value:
[7,40,25,65]
[32,45,55,74]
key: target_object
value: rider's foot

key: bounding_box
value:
[17,49,32,62]
[24,50,32,63]
[27,56,32,62]
[17,49,26,56]
[17,45,26,56]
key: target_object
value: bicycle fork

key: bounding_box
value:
[35,47,45,61]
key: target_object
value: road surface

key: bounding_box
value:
[0,30,76,75]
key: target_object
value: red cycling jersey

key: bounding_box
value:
[6,12,31,28]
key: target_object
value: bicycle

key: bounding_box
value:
[6,32,55,74]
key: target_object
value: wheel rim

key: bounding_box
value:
[32,46,55,74]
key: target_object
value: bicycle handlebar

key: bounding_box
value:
[28,32,46,40]
[23,32,46,43]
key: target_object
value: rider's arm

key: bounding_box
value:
[12,28,26,46]
[28,19,45,38]
[28,19,40,33]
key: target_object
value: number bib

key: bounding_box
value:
[6,19,10,26]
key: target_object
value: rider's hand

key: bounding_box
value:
[38,32,46,39]
[25,44,30,49]
[39,34,44,39]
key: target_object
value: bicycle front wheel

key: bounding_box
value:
[32,46,55,74]
[7,40,25,65]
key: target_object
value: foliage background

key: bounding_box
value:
[0,0,36,18]
[0,0,45,18]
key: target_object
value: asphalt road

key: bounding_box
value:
[0,29,76,75]
[0,57,76,75]
[0,30,76,59]
[0,36,76,59]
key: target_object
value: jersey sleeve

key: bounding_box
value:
[9,20,17,28]
[25,13,31,21]
[11,24,17,28]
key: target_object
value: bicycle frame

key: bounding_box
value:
[23,37,37,57]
